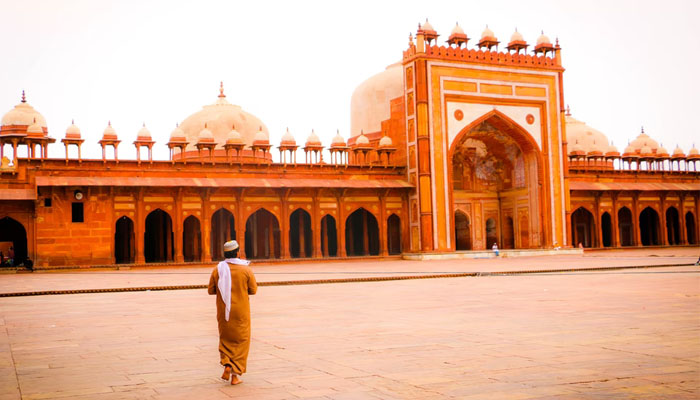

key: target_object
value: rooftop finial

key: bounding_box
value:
[641,126,644,134]
[142,122,146,127]
[219,81,225,98]
[566,104,571,116]
[108,120,111,126]
[72,119,75,125]
[21,90,26,103]
[232,123,236,130]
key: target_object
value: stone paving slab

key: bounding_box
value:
[0,248,697,294]
[0,261,698,399]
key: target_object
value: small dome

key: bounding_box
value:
[331,130,346,147]
[422,19,435,32]
[623,143,638,157]
[689,145,699,156]
[379,135,393,147]
[136,123,151,141]
[306,129,322,146]
[481,26,495,40]
[605,143,619,156]
[628,128,659,154]
[253,126,269,145]
[451,22,465,36]
[280,128,296,146]
[169,124,186,141]
[355,131,370,146]
[640,145,653,157]
[102,122,118,140]
[537,31,552,46]
[27,118,44,136]
[226,125,243,145]
[565,114,611,155]
[65,120,81,139]
[569,140,584,155]
[510,29,524,42]
[657,144,669,157]
[672,145,685,158]
[197,125,215,143]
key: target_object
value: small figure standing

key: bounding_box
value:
[492,242,499,257]
[208,240,257,385]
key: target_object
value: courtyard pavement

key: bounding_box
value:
[0,249,699,399]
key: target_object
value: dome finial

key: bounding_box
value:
[566,105,571,116]
[108,120,111,126]
[219,81,225,98]
[641,126,644,134]
[21,90,26,103]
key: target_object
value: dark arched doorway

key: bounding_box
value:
[289,209,312,258]
[345,208,379,256]
[571,207,595,248]
[601,212,612,247]
[665,207,681,245]
[686,212,697,244]
[503,217,514,249]
[485,218,498,248]
[0,217,28,265]
[245,209,280,259]
[618,207,634,246]
[454,211,472,250]
[519,215,530,248]
[211,208,235,261]
[639,207,660,246]
[320,215,338,257]
[115,216,134,264]
[387,214,401,255]
[145,209,174,263]
[183,215,202,262]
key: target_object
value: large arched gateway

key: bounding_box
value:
[245,209,280,259]
[0,217,28,265]
[450,112,543,250]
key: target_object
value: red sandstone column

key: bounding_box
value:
[135,189,145,264]
[632,193,641,246]
[280,193,290,259]
[660,194,668,246]
[679,193,687,245]
[202,190,212,262]
[595,194,602,248]
[414,59,434,252]
[312,193,322,258]
[174,190,184,263]
[338,195,347,257]
[379,195,388,256]
[612,192,620,247]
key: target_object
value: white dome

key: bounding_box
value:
[306,129,321,146]
[657,144,669,157]
[253,127,269,144]
[379,135,393,147]
[179,83,268,151]
[672,145,685,157]
[65,120,81,139]
[481,26,495,40]
[136,124,151,140]
[689,146,699,156]
[605,143,619,155]
[331,130,346,147]
[628,130,659,154]
[27,118,44,136]
[422,19,434,31]
[169,124,186,141]
[1,92,48,131]
[198,126,214,143]
[510,29,524,42]
[451,23,464,36]
[565,114,610,155]
[537,32,551,46]
[102,122,118,140]
[351,61,403,138]
[640,145,653,156]
[226,127,243,145]
[355,132,370,146]
[280,128,296,145]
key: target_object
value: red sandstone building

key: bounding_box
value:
[1,22,698,268]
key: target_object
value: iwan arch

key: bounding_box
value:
[0,21,698,268]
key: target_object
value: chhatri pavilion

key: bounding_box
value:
[1,21,698,268]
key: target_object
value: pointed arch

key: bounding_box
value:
[387,214,402,255]
[618,207,634,246]
[115,215,134,264]
[144,209,174,262]
[454,211,471,250]
[601,212,612,247]
[183,215,202,262]
[686,212,697,245]
[345,207,379,256]
[211,208,236,261]
[639,207,661,246]
[245,208,280,259]
[571,206,595,248]
[320,214,338,257]
[665,207,680,245]
[289,208,312,258]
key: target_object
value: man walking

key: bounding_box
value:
[208,240,257,385]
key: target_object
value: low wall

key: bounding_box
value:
[402,248,583,260]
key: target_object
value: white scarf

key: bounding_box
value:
[217,258,251,321]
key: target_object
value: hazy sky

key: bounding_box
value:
[1,0,698,161]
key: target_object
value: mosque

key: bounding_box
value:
[1,21,698,268]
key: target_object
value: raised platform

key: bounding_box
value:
[402,248,583,260]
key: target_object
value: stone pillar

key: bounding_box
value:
[379,195,388,256]
[632,192,640,246]
[135,189,146,264]
[174,189,184,263]
[660,194,668,246]
[201,189,212,262]
[338,196,347,257]
[280,192,290,259]
[612,192,620,247]
[312,192,322,258]
[679,192,687,245]
[414,59,434,252]
[594,193,602,248]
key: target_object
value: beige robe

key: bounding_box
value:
[208,262,257,374]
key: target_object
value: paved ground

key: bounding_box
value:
[0,249,699,399]
[0,248,697,295]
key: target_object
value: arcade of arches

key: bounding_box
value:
[570,202,698,248]
[451,116,542,250]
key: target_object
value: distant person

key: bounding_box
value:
[7,246,14,267]
[492,242,499,257]
[207,240,257,385]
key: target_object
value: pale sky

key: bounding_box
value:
[1,0,698,161]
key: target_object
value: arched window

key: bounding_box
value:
[245,209,280,259]
[345,208,379,256]
[144,209,174,262]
